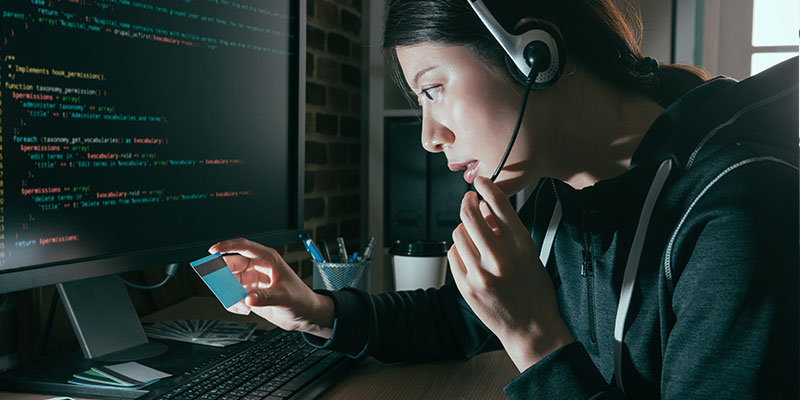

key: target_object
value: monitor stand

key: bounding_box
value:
[0,274,175,399]
[57,274,168,362]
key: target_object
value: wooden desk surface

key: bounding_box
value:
[2,297,519,400]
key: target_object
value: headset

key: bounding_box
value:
[467,0,566,181]
[469,0,565,88]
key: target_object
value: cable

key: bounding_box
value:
[116,263,180,290]
[489,53,547,182]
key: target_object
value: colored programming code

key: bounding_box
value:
[0,0,298,269]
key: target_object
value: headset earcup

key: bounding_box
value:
[505,56,537,87]
[505,22,567,89]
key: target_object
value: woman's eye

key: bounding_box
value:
[420,85,442,102]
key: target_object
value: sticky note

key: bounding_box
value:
[190,253,248,308]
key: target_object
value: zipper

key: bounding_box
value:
[580,227,597,343]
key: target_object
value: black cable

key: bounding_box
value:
[116,263,180,290]
[490,70,537,182]
[488,52,547,183]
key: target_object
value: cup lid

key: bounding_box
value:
[389,240,448,257]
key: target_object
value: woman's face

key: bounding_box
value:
[396,44,549,195]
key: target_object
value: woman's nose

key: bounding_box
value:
[420,112,455,153]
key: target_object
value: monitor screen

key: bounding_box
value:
[0,0,304,292]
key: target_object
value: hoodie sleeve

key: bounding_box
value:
[303,281,502,362]
[503,342,624,399]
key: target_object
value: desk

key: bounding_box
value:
[2,297,519,399]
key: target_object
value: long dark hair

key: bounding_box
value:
[383,0,710,107]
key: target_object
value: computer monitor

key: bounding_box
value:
[0,0,305,360]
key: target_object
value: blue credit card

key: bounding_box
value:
[189,253,248,308]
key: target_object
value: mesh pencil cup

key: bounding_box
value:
[312,260,371,291]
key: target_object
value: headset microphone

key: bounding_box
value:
[467,0,565,183]
[490,52,547,182]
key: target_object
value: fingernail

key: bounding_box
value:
[246,292,260,305]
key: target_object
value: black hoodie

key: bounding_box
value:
[306,57,799,399]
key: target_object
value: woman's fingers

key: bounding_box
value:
[452,223,481,271]
[459,191,508,276]
[210,238,264,274]
[222,254,253,274]
[239,267,264,291]
[473,176,527,232]
[479,200,502,235]
[253,265,275,288]
[209,237,262,258]
[447,244,467,288]
[452,221,494,287]
[245,289,286,307]
[460,191,499,248]
[209,238,284,274]
[208,238,280,296]
[227,300,251,315]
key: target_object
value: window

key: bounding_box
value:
[750,0,799,75]
[703,0,798,79]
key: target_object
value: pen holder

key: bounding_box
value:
[312,260,371,292]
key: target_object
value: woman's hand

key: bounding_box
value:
[209,238,335,339]
[449,176,574,372]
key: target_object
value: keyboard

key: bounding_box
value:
[142,329,354,400]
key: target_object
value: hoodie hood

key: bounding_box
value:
[551,56,798,236]
[632,56,799,171]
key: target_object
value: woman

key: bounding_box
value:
[211,0,798,398]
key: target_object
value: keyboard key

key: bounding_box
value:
[270,389,293,398]
[281,359,332,391]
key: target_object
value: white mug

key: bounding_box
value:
[390,240,448,291]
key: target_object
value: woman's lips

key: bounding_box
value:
[448,160,479,184]
[463,161,478,184]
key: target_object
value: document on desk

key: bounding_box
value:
[144,319,257,347]
[190,252,249,308]
[69,362,171,389]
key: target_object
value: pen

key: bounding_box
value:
[301,235,344,288]
[348,251,359,263]
[300,234,325,262]
[321,240,332,262]
[336,237,348,263]
[362,236,376,261]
